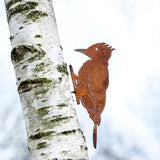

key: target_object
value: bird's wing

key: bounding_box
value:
[87,66,108,103]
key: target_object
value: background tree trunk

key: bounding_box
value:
[4,0,88,159]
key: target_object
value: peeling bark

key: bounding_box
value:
[4,0,88,159]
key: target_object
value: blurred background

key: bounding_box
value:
[1,0,160,159]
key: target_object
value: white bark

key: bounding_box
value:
[4,0,88,159]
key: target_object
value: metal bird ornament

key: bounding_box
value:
[69,42,115,148]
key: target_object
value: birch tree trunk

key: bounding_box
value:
[4,0,88,159]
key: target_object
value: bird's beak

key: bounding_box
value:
[74,49,88,55]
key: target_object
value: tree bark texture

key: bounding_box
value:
[4,0,88,159]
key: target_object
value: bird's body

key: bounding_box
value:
[69,43,114,148]
[77,60,108,124]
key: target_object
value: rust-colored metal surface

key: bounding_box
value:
[69,43,115,148]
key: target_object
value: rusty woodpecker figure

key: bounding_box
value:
[69,43,115,148]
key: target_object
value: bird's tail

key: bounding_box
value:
[93,123,97,148]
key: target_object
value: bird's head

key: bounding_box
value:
[75,43,115,64]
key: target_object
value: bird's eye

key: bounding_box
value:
[95,48,98,51]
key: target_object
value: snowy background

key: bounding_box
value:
[1,0,160,160]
